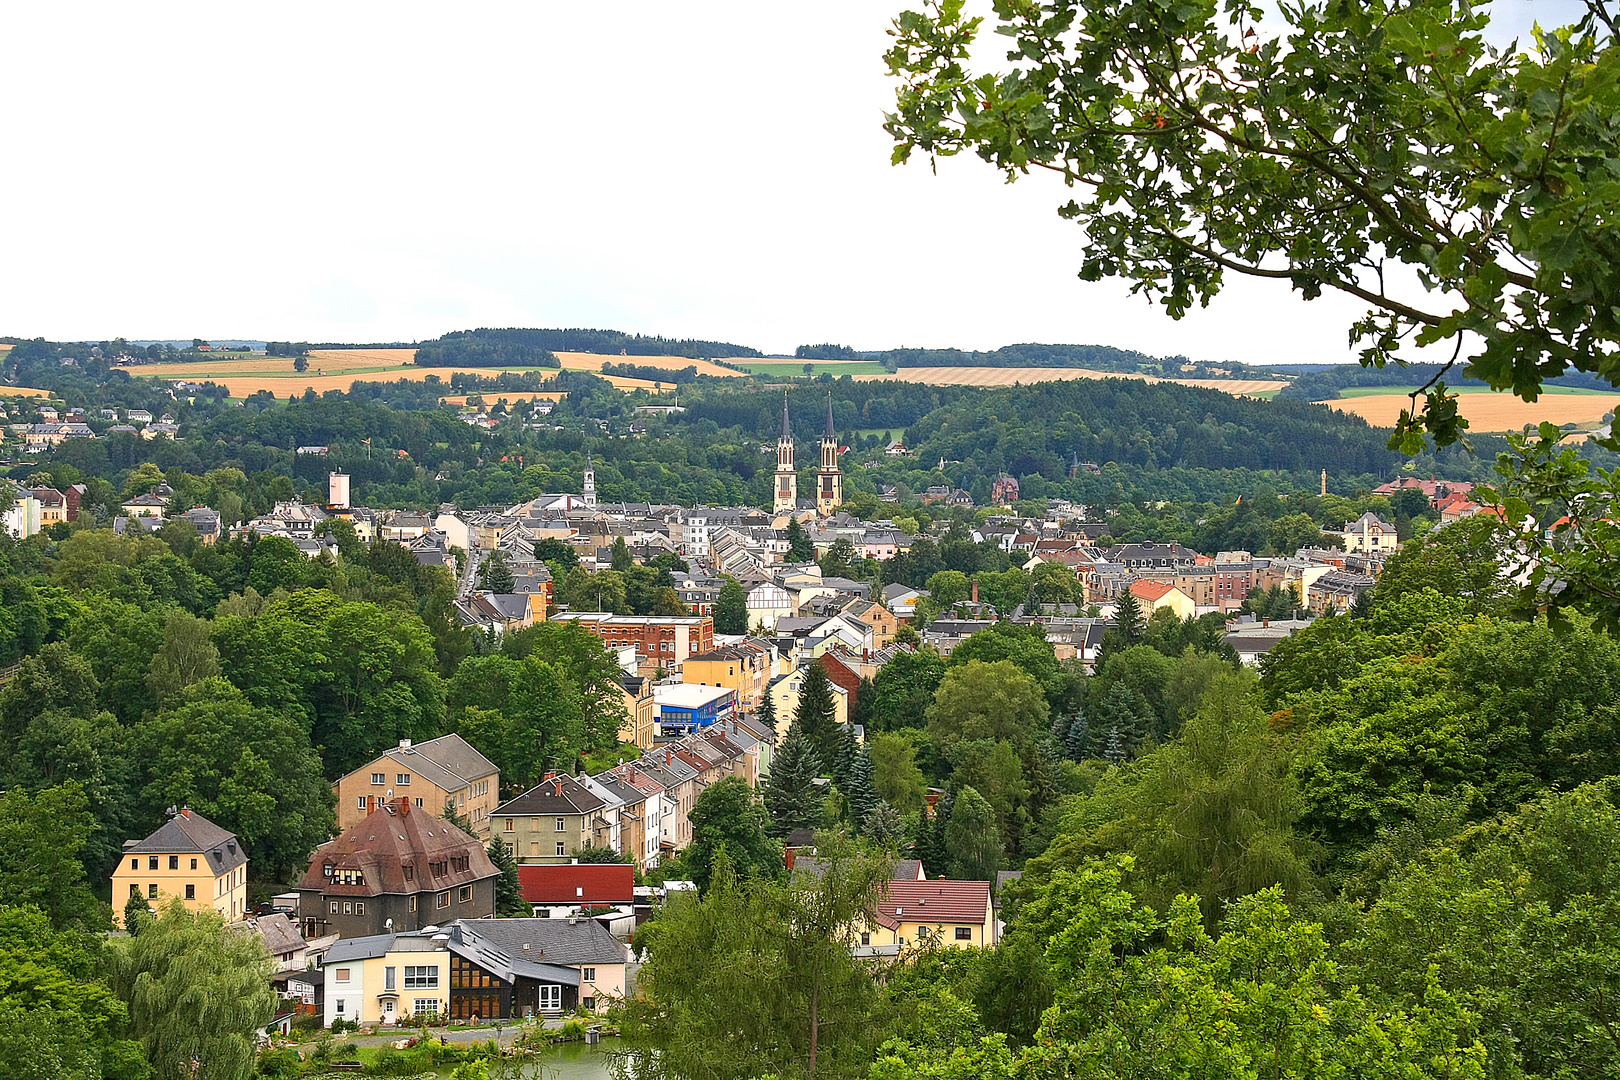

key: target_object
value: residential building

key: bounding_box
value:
[923,619,994,656]
[633,750,700,853]
[245,912,310,974]
[494,775,614,864]
[294,798,497,940]
[550,613,714,672]
[682,642,771,710]
[842,600,899,648]
[1331,512,1399,554]
[596,763,665,869]
[112,808,249,929]
[746,581,794,632]
[31,487,67,527]
[452,918,626,1017]
[515,863,635,924]
[121,483,175,518]
[854,879,997,957]
[1128,579,1198,621]
[333,735,500,838]
[619,674,657,748]
[991,474,1020,505]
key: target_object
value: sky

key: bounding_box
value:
[0,1,1586,364]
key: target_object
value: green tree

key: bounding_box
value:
[867,647,946,732]
[683,776,783,892]
[715,578,749,635]
[478,550,515,594]
[820,537,859,580]
[1112,590,1144,645]
[945,785,1000,881]
[791,662,842,766]
[622,838,892,1080]
[108,899,277,1080]
[785,517,815,563]
[0,906,146,1080]
[144,609,222,709]
[846,744,881,833]
[0,784,106,931]
[869,731,927,814]
[131,678,333,881]
[292,354,308,373]
[764,729,824,839]
[926,659,1049,754]
[487,836,528,917]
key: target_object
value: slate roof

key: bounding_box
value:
[350,734,499,793]
[454,917,625,966]
[124,810,247,875]
[494,774,607,817]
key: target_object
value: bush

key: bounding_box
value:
[256,1047,301,1076]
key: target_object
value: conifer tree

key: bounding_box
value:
[1065,711,1090,761]
[757,688,777,730]
[763,728,822,839]
[945,786,1002,881]
[487,836,528,917]
[846,745,880,831]
[1104,722,1126,765]
[1114,589,1145,643]
[913,804,948,879]
[863,801,906,850]
[791,662,840,765]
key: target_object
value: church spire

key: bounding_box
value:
[824,392,835,439]
[781,390,792,441]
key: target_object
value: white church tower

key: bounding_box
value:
[582,448,597,508]
[773,392,797,514]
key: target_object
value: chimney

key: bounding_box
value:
[181,807,191,819]
[554,777,563,797]
[1263,618,1269,628]
[400,738,412,750]
[971,578,979,604]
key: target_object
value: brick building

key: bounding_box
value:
[550,613,714,672]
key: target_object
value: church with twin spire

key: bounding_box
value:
[773,391,842,516]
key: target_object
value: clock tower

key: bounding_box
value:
[816,393,842,516]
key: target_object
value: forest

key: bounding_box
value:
[413,326,763,362]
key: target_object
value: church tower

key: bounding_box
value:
[582,448,597,508]
[773,392,797,514]
[816,392,843,515]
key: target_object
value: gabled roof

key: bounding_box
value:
[454,917,626,966]
[123,809,247,874]
[516,863,635,905]
[347,734,499,792]
[295,798,496,896]
[494,774,607,817]
[1129,579,1177,602]
[873,879,992,929]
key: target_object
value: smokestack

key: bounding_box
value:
[971,578,979,604]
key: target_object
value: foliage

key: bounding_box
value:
[791,662,842,766]
[764,728,824,839]
[0,785,106,931]
[682,776,783,893]
[108,899,276,1080]
[487,837,527,917]
[944,786,1000,882]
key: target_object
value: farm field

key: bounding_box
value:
[1323,390,1620,432]
[853,366,1290,394]
[0,387,53,398]
[737,360,892,378]
[1336,383,1616,398]
[553,352,742,378]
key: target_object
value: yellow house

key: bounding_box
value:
[333,734,500,839]
[681,642,771,711]
[1128,579,1198,621]
[112,809,248,929]
[619,675,657,749]
[853,879,995,958]
[766,664,849,741]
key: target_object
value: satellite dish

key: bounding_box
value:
[384,918,394,930]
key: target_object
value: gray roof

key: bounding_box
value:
[324,932,406,965]
[124,810,247,874]
[454,917,625,966]
[353,734,499,793]
[494,774,607,817]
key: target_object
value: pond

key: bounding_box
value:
[518,1039,618,1080]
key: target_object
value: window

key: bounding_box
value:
[403,864,414,882]
[582,967,596,982]
[556,842,566,856]
[335,968,351,983]
[583,996,596,1011]
[330,902,339,914]
[358,796,369,810]
[859,931,871,946]
[129,883,140,898]
[130,857,138,870]
[415,798,423,808]
[458,886,472,903]
[397,773,411,786]
[436,891,450,909]
[504,818,514,832]
[148,884,158,899]
[954,927,973,941]
[185,884,196,900]
[148,856,158,870]
[190,858,197,870]
[372,772,386,785]
[169,855,179,870]
[539,984,561,1011]
[336,999,345,1014]
[404,965,439,989]
[355,902,366,915]
[343,902,353,914]
[385,966,396,991]
[410,895,418,911]
[413,998,439,1019]
[556,817,566,832]
[506,842,516,856]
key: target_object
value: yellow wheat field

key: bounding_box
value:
[1323,391,1620,433]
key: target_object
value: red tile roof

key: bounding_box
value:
[873,879,991,929]
[1129,579,1176,602]
[517,863,635,905]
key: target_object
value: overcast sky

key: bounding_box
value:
[0,1,1583,363]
